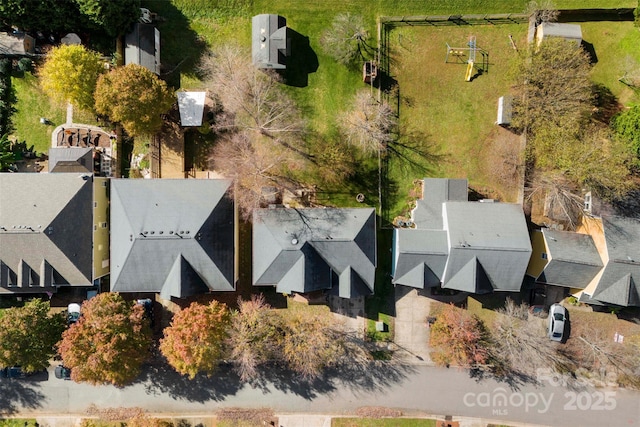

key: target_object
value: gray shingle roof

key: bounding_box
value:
[48,147,93,173]
[537,229,602,289]
[110,179,235,299]
[412,178,467,229]
[589,216,640,306]
[442,201,532,292]
[252,208,376,298]
[0,173,93,291]
[252,14,289,69]
[124,23,160,74]
[392,178,531,293]
[392,229,448,288]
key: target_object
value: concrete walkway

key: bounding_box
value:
[278,414,332,427]
[29,414,553,427]
[66,102,73,124]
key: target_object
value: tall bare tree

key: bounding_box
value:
[511,38,592,133]
[210,131,305,219]
[341,90,397,154]
[320,13,372,67]
[526,0,560,25]
[226,295,282,382]
[199,45,304,138]
[493,299,574,376]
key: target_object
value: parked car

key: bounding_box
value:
[136,298,154,327]
[548,303,567,342]
[0,366,25,378]
[67,303,81,325]
[54,365,71,380]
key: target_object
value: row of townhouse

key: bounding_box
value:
[0,173,637,307]
[0,173,376,300]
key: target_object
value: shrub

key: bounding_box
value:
[17,58,32,73]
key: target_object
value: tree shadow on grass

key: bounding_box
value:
[592,83,622,125]
[281,29,319,88]
[147,0,208,89]
[0,380,45,414]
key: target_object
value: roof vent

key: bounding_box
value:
[291,238,298,245]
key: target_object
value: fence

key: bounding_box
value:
[380,13,529,28]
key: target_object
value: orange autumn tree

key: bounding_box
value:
[159,301,231,379]
[429,303,492,368]
[94,64,174,137]
[58,292,151,385]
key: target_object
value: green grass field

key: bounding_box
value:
[11,72,101,155]
[10,0,640,214]
[0,420,38,427]
[332,418,437,427]
[148,0,638,216]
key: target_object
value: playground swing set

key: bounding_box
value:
[445,36,489,82]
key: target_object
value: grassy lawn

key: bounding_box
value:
[333,418,437,427]
[581,20,640,105]
[0,420,38,427]
[11,72,102,155]
[388,23,528,214]
[147,0,636,221]
[567,306,640,343]
[366,312,394,342]
[11,73,66,155]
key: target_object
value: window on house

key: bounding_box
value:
[541,253,547,259]
[100,222,108,228]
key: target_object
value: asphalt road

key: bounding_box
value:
[1,362,639,427]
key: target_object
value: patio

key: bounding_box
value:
[54,126,113,149]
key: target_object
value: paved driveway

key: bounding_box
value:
[393,286,433,363]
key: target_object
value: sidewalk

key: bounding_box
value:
[278,414,332,427]
[27,413,555,427]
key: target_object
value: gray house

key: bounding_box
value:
[0,173,109,293]
[527,228,603,289]
[585,216,640,307]
[48,147,94,174]
[253,207,376,299]
[124,23,160,74]
[110,179,236,300]
[252,14,290,69]
[392,178,532,294]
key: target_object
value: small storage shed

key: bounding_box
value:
[177,92,206,127]
[252,14,290,69]
[125,23,160,74]
[536,23,582,47]
[496,95,512,127]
